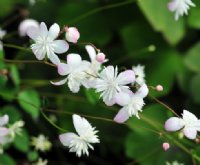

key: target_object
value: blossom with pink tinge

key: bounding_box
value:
[18,19,39,36]
[96,53,106,63]
[162,142,170,151]
[165,110,200,140]
[65,27,80,43]
[156,85,163,92]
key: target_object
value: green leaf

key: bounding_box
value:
[27,150,39,162]
[184,42,200,73]
[0,106,21,123]
[146,50,181,97]
[0,154,15,165]
[18,89,41,118]
[13,129,30,152]
[84,89,100,105]
[187,0,200,29]
[137,0,185,45]
[190,74,200,104]
[9,65,20,86]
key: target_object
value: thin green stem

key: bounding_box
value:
[3,43,31,52]
[68,0,135,25]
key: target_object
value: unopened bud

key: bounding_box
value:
[148,45,156,52]
[65,27,80,43]
[19,19,39,36]
[162,142,170,151]
[96,53,106,63]
[156,85,163,92]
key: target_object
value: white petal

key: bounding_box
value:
[183,127,197,140]
[57,63,70,75]
[27,26,39,40]
[0,115,9,126]
[0,127,9,136]
[48,52,60,65]
[114,107,129,123]
[85,45,96,61]
[136,84,149,98]
[19,19,39,37]
[53,40,69,54]
[32,46,46,60]
[103,97,116,106]
[115,92,131,106]
[73,114,92,136]
[48,23,60,40]
[39,22,48,38]
[117,70,135,85]
[67,54,82,65]
[59,132,78,146]
[182,110,198,122]
[50,78,67,86]
[165,117,184,131]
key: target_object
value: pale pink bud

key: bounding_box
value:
[162,142,170,151]
[96,53,105,63]
[65,27,80,43]
[156,85,163,91]
[18,19,39,36]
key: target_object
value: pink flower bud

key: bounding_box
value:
[96,53,105,63]
[18,19,39,37]
[156,85,163,91]
[65,27,80,43]
[162,142,170,151]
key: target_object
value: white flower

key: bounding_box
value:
[9,120,24,140]
[0,28,6,40]
[95,66,135,106]
[132,65,145,85]
[27,22,69,65]
[114,84,148,123]
[59,114,99,157]
[31,134,52,152]
[33,158,48,165]
[168,0,195,20]
[19,19,39,36]
[165,110,200,140]
[0,115,9,144]
[51,54,90,93]
[166,161,184,165]
[65,27,80,43]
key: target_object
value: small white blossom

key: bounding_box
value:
[95,66,135,106]
[165,110,200,140]
[114,84,148,123]
[166,161,184,165]
[0,28,6,40]
[0,115,9,147]
[132,65,145,85]
[9,120,24,140]
[27,22,69,65]
[168,0,195,20]
[19,19,39,36]
[33,158,48,165]
[59,114,99,157]
[51,54,90,93]
[31,134,52,152]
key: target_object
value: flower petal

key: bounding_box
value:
[114,107,129,123]
[182,110,198,122]
[57,63,70,75]
[39,22,48,38]
[50,78,67,86]
[73,114,92,136]
[136,84,149,98]
[115,92,131,106]
[53,40,69,54]
[27,26,39,40]
[32,46,46,60]
[165,117,184,131]
[48,23,60,40]
[59,132,78,146]
[67,54,82,65]
[0,127,9,136]
[183,127,197,140]
[85,45,96,61]
[117,70,135,85]
[0,115,9,127]
[48,52,60,65]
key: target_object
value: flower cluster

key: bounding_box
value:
[0,114,24,154]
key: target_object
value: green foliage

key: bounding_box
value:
[27,150,39,162]
[1,106,21,123]
[18,89,41,118]
[190,74,200,104]
[84,89,100,105]
[0,154,15,165]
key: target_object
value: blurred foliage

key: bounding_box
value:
[0,0,200,164]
